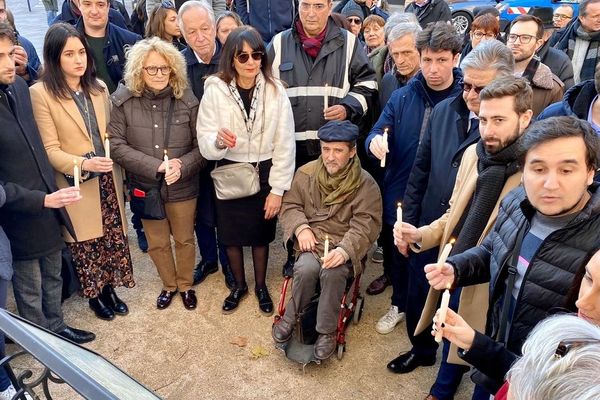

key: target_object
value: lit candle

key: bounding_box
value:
[394,202,403,246]
[438,238,455,270]
[73,159,80,190]
[324,234,329,258]
[164,150,169,175]
[104,135,110,159]
[435,284,451,343]
[323,84,328,113]
[380,128,389,168]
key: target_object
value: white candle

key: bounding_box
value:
[164,150,169,175]
[435,285,451,343]
[394,202,403,246]
[324,234,329,258]
[73,159,80,190]
[104,137,110,159]
[438,238,455,270]
[380,128,389,168]
[323,84,328,113]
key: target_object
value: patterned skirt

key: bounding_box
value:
[68,173,135,298]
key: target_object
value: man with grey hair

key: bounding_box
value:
[147,0,225,18]
[179,0,234,289]
[379,22,421,106]
[553,0,600,83]
[387,39,515,379]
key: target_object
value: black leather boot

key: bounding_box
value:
[100,285,129,315]
[89,297,115,321]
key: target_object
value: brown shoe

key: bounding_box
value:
[181,289,197,310]
[314,333,337,360]
[157,290,177,309]
[272,318,294,343]
[366,274,391,295]
[425,395,439,400]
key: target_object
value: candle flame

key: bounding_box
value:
[446,283,451,290]
[164,149,168,155]
[325,234,329,240]
[384,127,388,134]
[397,202,402,208]
[73,159,77,165]
[449,238,456,245]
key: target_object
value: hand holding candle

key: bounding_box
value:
[435,283,452,343]
[380,128,389,168]
[72,159,80,190]
[164,150,170,175]
[104,135,110,159]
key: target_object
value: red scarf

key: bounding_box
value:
[295,20,327,59]
[495,381,509,400]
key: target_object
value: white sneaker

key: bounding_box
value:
[0,384,33,400]
[375,305,405,334]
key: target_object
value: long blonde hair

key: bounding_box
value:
[123,37,188,99]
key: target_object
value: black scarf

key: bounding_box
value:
[555,20,600,82]
[450,139,521,256]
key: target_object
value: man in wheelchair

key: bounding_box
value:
[273,120,382,360]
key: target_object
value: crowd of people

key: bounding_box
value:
[2,0,600,398]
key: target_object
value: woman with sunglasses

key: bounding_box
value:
[109,37,204,311]
[197,26,295,316]
[146,1,185,51]
[432,243,600,398]
[30,23,135,321]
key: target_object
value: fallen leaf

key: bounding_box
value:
[250,345,269,359]
[230,336,248,347]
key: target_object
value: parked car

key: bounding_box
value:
[497,0,579,32]
[448,0,500,34]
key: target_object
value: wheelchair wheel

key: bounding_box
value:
[353,296,364,325]
[337,343,345,360]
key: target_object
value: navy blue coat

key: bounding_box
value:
[234,0,296,43]
[0,77,75,260]
[0,185,12,281]
[403,91,481,227]
[538,79,596,120]
[16,34,41,86]
[53,0,128,29]
[75,20,141,90]
[365,69,463,226]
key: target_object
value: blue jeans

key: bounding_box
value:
[430,288,470,399]
[194,222,228,269]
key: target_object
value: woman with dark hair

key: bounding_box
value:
[30,23,135,321]
[216,11,243,46]
[197,26,295,315]
[146,0,185,51]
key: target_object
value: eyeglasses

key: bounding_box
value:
[463,82,485,94]
[471,30,496,40]
[347,17,362,25]
[507,33,539,44]
[553,13,572,20]
[143,65,171,76]
[160,0,175,9]
[235,51,263,63]
[554,339,600,359]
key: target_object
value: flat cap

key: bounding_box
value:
[318,120,359,142]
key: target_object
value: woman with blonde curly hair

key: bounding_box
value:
[109,37,205,311]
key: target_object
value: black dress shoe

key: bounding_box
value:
[193,260,219,285]
[89,297,115,321]
[222,286,248,314]
[223,265,235,290]
[157,290,178,309]
[100,285,129,315]
[387,351,436,374]
[255,287,273,316]
[57,326,96,344]
[272,318,294,343]
[181,290,197,310]
[314,333,337,360]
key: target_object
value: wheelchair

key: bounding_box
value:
[273,259,366,364]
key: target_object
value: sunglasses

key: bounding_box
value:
[554,339,600,359]
[347,17,362,25]
[235,51,263,64]
[463,82,485,94]
[160,0,175,9]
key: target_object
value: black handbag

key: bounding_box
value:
[294,295,319,345]
[128,98,175,220]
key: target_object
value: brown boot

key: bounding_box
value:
[314,333,337,360]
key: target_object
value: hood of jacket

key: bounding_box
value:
[529,59,562,91]
[561,79,598,119]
